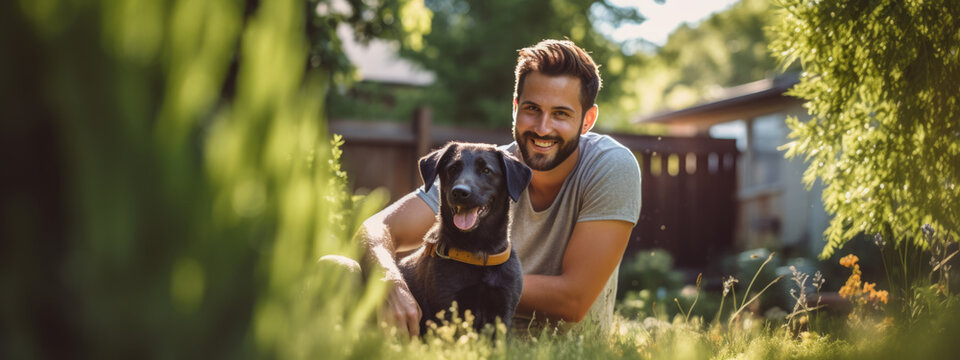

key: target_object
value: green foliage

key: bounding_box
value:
[660,0,776,87]
[770,0,960,258]
[631,0,791,117]
[397,0,645,128]
[617,249,685,299]
[306,0,432,84]
[2,0,397,358]
[326,82,431,121]
[617,250,728,323]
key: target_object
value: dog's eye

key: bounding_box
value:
[448,163,462,174]
[481,168,491,175]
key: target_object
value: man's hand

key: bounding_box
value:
[379,277,421,338]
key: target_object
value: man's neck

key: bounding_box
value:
[528,147,579,211]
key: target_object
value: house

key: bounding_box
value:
[337,23,435,87]
[635,75,830,257]
[327,23,435,120]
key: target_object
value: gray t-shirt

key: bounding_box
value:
[416,132,642,334]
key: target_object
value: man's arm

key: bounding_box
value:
[515,219,633,322]
[357,192,436,336]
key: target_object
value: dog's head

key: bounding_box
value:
[419,142,532,232]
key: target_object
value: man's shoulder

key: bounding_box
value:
[580,132,636,167]
[572,132,642,224]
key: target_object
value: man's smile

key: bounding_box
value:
[528,136,561,152]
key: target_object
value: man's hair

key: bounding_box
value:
[513,39,602,117]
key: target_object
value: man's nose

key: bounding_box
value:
[532,112,552,135]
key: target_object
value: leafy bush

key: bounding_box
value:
[617,249,685,299]
[771,0,960,258]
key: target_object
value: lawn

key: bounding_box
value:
[308,247,960,360]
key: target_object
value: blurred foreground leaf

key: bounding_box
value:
[1,0,398,358]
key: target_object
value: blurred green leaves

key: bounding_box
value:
[171,257,205,313]
[771,0,960,257]
[2,0,404,358]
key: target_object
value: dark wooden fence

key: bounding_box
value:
[329,110,738,268]
[617,136,739,267]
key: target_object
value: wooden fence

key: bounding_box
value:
[618,136,739,267]
[329,110,738,268]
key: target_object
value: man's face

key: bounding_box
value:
[513,71,585,172]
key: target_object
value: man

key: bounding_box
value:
[357,39,641,336]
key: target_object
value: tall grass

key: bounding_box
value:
[3,0,388,358]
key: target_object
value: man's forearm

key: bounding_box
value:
[516,274,589,323]
[356,193,436,280]
[518,220,633,324]
[355,217,424,337]
[357,222,402,281]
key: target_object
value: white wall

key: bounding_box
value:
[709,105,829,255]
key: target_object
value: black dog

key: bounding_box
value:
[399,142,531,334]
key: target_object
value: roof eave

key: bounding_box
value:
[635,77,802,126]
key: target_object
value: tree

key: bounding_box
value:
[771,0,960,258]
[631,0,789,117]
[305,0,431,82]
[398,0,645,128]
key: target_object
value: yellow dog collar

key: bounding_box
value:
[426,241,512,266]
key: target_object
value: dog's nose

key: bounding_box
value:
[451,185,471,200]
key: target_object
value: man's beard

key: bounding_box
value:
[514,128,581,172]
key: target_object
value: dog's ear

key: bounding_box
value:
[419,143,457,192]
[499,150,532,202]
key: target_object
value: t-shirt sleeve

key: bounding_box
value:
[415,179,441,214]
[577,148,642,224]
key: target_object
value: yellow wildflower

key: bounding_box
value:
[839,274,861,299]
[839,254,859,268]
[862,282,876,293]
[869,289,889,304]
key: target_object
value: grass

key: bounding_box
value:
[315,245,960,360]
[343,301,959,360]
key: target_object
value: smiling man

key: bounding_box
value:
[355,39,642,336]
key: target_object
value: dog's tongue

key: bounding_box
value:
[453,207,480,230]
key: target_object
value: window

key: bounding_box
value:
[750,114,787,187]
[709,120,746,152]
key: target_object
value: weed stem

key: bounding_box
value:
[743,252,776,309]
[729,275,784,325]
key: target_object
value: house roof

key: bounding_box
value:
[337,24,436,86]
[635,75,802,127]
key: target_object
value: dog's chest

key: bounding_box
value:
[421,257,521,299]
[430,259,514,285]
[479,265,512,287]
